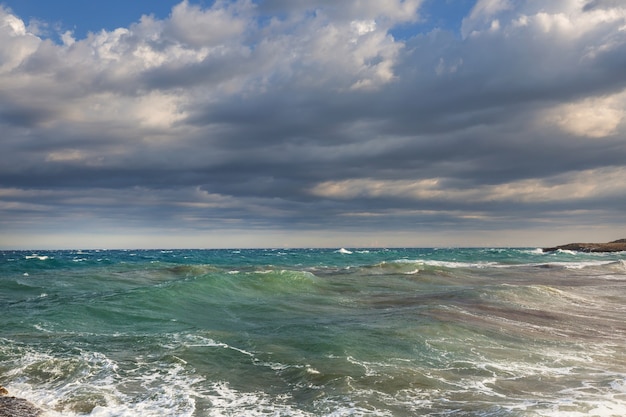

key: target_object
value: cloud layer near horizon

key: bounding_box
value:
[1,0,626,248]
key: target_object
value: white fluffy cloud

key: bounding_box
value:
[0,0,412,127]
[165,0,251,47]
[463,0,626,40]
[0,12,41,72]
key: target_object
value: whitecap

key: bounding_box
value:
[306,365,321,375]
[392,258,498,269]
[337,248,353,254]
[525,248,544,255]
[25,254,49,261]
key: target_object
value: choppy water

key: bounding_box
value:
[1,248,626,416]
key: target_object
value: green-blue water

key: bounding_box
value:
[1,248,626,416]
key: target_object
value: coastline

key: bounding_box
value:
[542,238,626,253]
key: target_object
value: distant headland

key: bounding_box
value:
[542,239,626,253]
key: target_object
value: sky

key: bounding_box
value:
[0,0,625,249]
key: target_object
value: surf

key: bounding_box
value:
[2,248,626,416]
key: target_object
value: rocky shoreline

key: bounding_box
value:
[542,238,626,253]
[0,387,42,417]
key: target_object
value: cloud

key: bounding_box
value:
[0,0,626,248]
[257,0,423,25]
[583,0,626,12]
[309,167,626,204]
[461,0,513,38]
[0,11,41,72]
[470,0,512,18]
[545,92,625,138]
[165,0,251,47]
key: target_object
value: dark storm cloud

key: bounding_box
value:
[0,103,56,127]
[1,0,625,247]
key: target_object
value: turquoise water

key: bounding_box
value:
[1,248,626,416]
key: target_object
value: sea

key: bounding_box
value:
[1,247,626,417]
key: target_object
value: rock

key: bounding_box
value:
[542,239,626,253]
[0,388,42,417]
[0,397,42,417]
